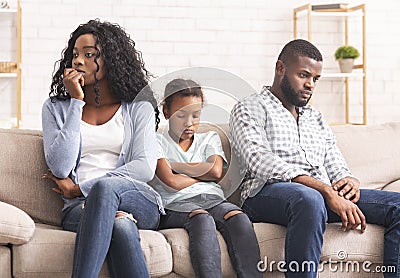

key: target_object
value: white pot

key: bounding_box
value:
[338,58,354,73]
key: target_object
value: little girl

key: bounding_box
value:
[153,78,262,278]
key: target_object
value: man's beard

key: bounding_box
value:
[280,74,310,107]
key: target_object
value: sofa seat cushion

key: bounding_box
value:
[0,245,11,278]
[254,222,383,273]
[12,224,172,278]
[161,222,384,277]
[321,223,384,263]
[0,201,35,245]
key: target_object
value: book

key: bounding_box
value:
[311,3,348,11]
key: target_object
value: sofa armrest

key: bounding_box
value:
[0,201,35,245]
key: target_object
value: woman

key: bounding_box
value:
[42,19,163,278]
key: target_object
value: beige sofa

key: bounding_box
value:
[1,122,399,278]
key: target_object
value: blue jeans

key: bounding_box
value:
[243,182,400,278]
[159,201,262,278]
[62,177,160,278]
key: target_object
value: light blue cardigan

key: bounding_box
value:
[42,97,163,212]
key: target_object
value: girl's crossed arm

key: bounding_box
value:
[169,154,224,182]
[155,158,201,191]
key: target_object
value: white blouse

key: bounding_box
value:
[77,106,124,184]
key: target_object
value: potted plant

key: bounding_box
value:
[334,45,360,73]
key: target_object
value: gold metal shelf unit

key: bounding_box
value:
[0,0,22,128]
[293,4,367,125]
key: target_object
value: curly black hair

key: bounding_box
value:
[49,19,160,129]
[278,39,323,64]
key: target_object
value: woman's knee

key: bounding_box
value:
[115,211,137,222]
[90,179,116,197]
[112,211,139,239]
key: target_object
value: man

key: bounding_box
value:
[229,39,400,277]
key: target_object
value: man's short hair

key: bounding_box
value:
[278,39,323,64]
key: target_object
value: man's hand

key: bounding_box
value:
[332,177,361,203]
[326,192,366,233]
[290,175,366,233]
[42,170,82,199]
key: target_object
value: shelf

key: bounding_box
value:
[0,8,17,13]
[296,11,364,17]
[0,0,21,128]
[312,11,363,16]
[294,4,365,18]
[0,117,18,128]
[330,122,366,126]
[0,73,17,78]
[293,3,367,125]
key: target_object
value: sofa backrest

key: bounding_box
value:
[332,122,400,192]
[1,122,398,227]
[0,128,64,226]
[0,124,234,226]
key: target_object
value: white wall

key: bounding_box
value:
[1,0,400,129]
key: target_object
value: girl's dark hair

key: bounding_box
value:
[49,19,160,129]
[163,78,204,111]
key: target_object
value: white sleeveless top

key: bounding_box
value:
[77,106,124,184]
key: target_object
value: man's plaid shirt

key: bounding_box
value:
[229,86,353,206]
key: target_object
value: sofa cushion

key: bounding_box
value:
[0,245,11,278]
[12,224,172,278]
[254,222,383,273]
[332,122,400,190]
[0,201,35,245]
[0,128,64,226]
[321,223,384,263]
[160,222,384,276]
[141,230,174,277]
[382,179,400,193]
[254,222,286,268]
